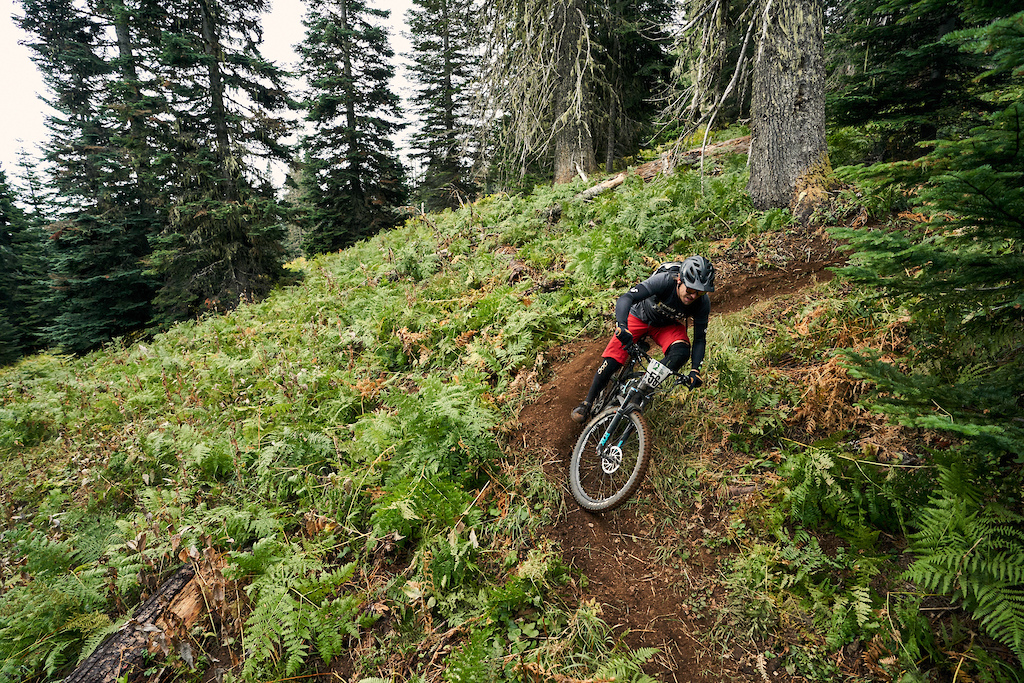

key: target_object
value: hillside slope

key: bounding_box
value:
[4,144,1019,683]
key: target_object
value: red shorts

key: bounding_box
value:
[602,314,690,365]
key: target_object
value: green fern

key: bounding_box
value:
[594,647,661,683]
[780,442,909,539]
[905,462,1024,664]
[0,565,111,681]
[443,628,498,683]
[234,539,369,678]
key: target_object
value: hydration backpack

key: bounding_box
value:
[652,261,684,277]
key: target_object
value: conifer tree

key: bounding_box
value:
[834,14,1024,658]
[12,147,52,222]
[297,0,409,254]
[144,0,295,321]
[477,0,673,185]
[746,0,827,211]
[17,0,159,353]
[477,0,598,184]
[406,0,479,210]
[594,0,674,172]
[0,165,54,363]
[8,149,57,352]
[670,0,829,212]
[836,13,1024,459]
[824,0,1024,160]
[1,167,30,364]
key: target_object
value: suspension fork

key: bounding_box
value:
[597,386,641,452]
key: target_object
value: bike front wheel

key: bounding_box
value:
[569,408,651,512]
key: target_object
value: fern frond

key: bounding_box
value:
[594,647,662,683]
[906,472,1024,664]
[235,540,370,677]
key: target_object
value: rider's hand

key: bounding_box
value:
[685,369,703,389]
[615,326,633,348]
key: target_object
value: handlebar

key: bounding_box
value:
[625,342,692,390]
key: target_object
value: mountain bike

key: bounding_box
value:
[568,343,693,512]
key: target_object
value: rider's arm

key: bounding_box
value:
[613,282,652,329]
[689,297,710,371]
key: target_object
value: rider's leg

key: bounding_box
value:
[648,324,691,371]
[572,357,622,423]
[662,340,691,372]
[573,316,650,423]
[585,357,622,404]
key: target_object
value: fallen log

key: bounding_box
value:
[635,135,751,181]
[537,171,627,223]
[64,551,227,683]
[63,564,195,683]
[573,171,627,202]
[539,135,751,224]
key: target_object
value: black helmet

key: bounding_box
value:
[680,255,715,292]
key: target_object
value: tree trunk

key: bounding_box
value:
[200,0,238,201]
[339,0,363,198]
[65,551,229,683]
[605,90,617,173]
[107,1,153,182]
[552,0,597,184]
[605,31,620,174]
[746,0,829,215]
[63,565,196,683]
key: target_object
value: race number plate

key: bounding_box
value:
[642,358,672,389]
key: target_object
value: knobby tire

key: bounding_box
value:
[569,408,651,512]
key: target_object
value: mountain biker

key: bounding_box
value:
[571,255,715,424]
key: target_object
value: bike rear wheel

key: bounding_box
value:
[569,408,651,512]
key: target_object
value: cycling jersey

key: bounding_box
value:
[613,269,710,371]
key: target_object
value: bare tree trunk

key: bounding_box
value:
[605,96,617,173]
[338,0,363,198]
[552,0,597,184]
[200,0,239,201]
[605,31,620,174]
[746,0,829,214]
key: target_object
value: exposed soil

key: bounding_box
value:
[512,227,848,681]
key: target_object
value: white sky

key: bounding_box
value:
[0,0,415,184]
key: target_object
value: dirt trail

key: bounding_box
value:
[512,230,845,681]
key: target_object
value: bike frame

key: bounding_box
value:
[594,346,689,459]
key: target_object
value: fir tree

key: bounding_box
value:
[12,146,52,222]
[477,0,675,186]
[17,0,159,353]
[8,149,57,352]
[835,9,1024,454]
[144,0,295,321]
[834,13,1024,518]
[406,0,479,211]
[825,0,1024,160]
[593,0,674,172]
[669,0,829,211]
[1,167,29,364]
[836,47,1024,657]
[0,166,53,363]
[297,0,409,254]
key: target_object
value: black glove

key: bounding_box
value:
[615,326,633,348]
[684,369,703,389]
